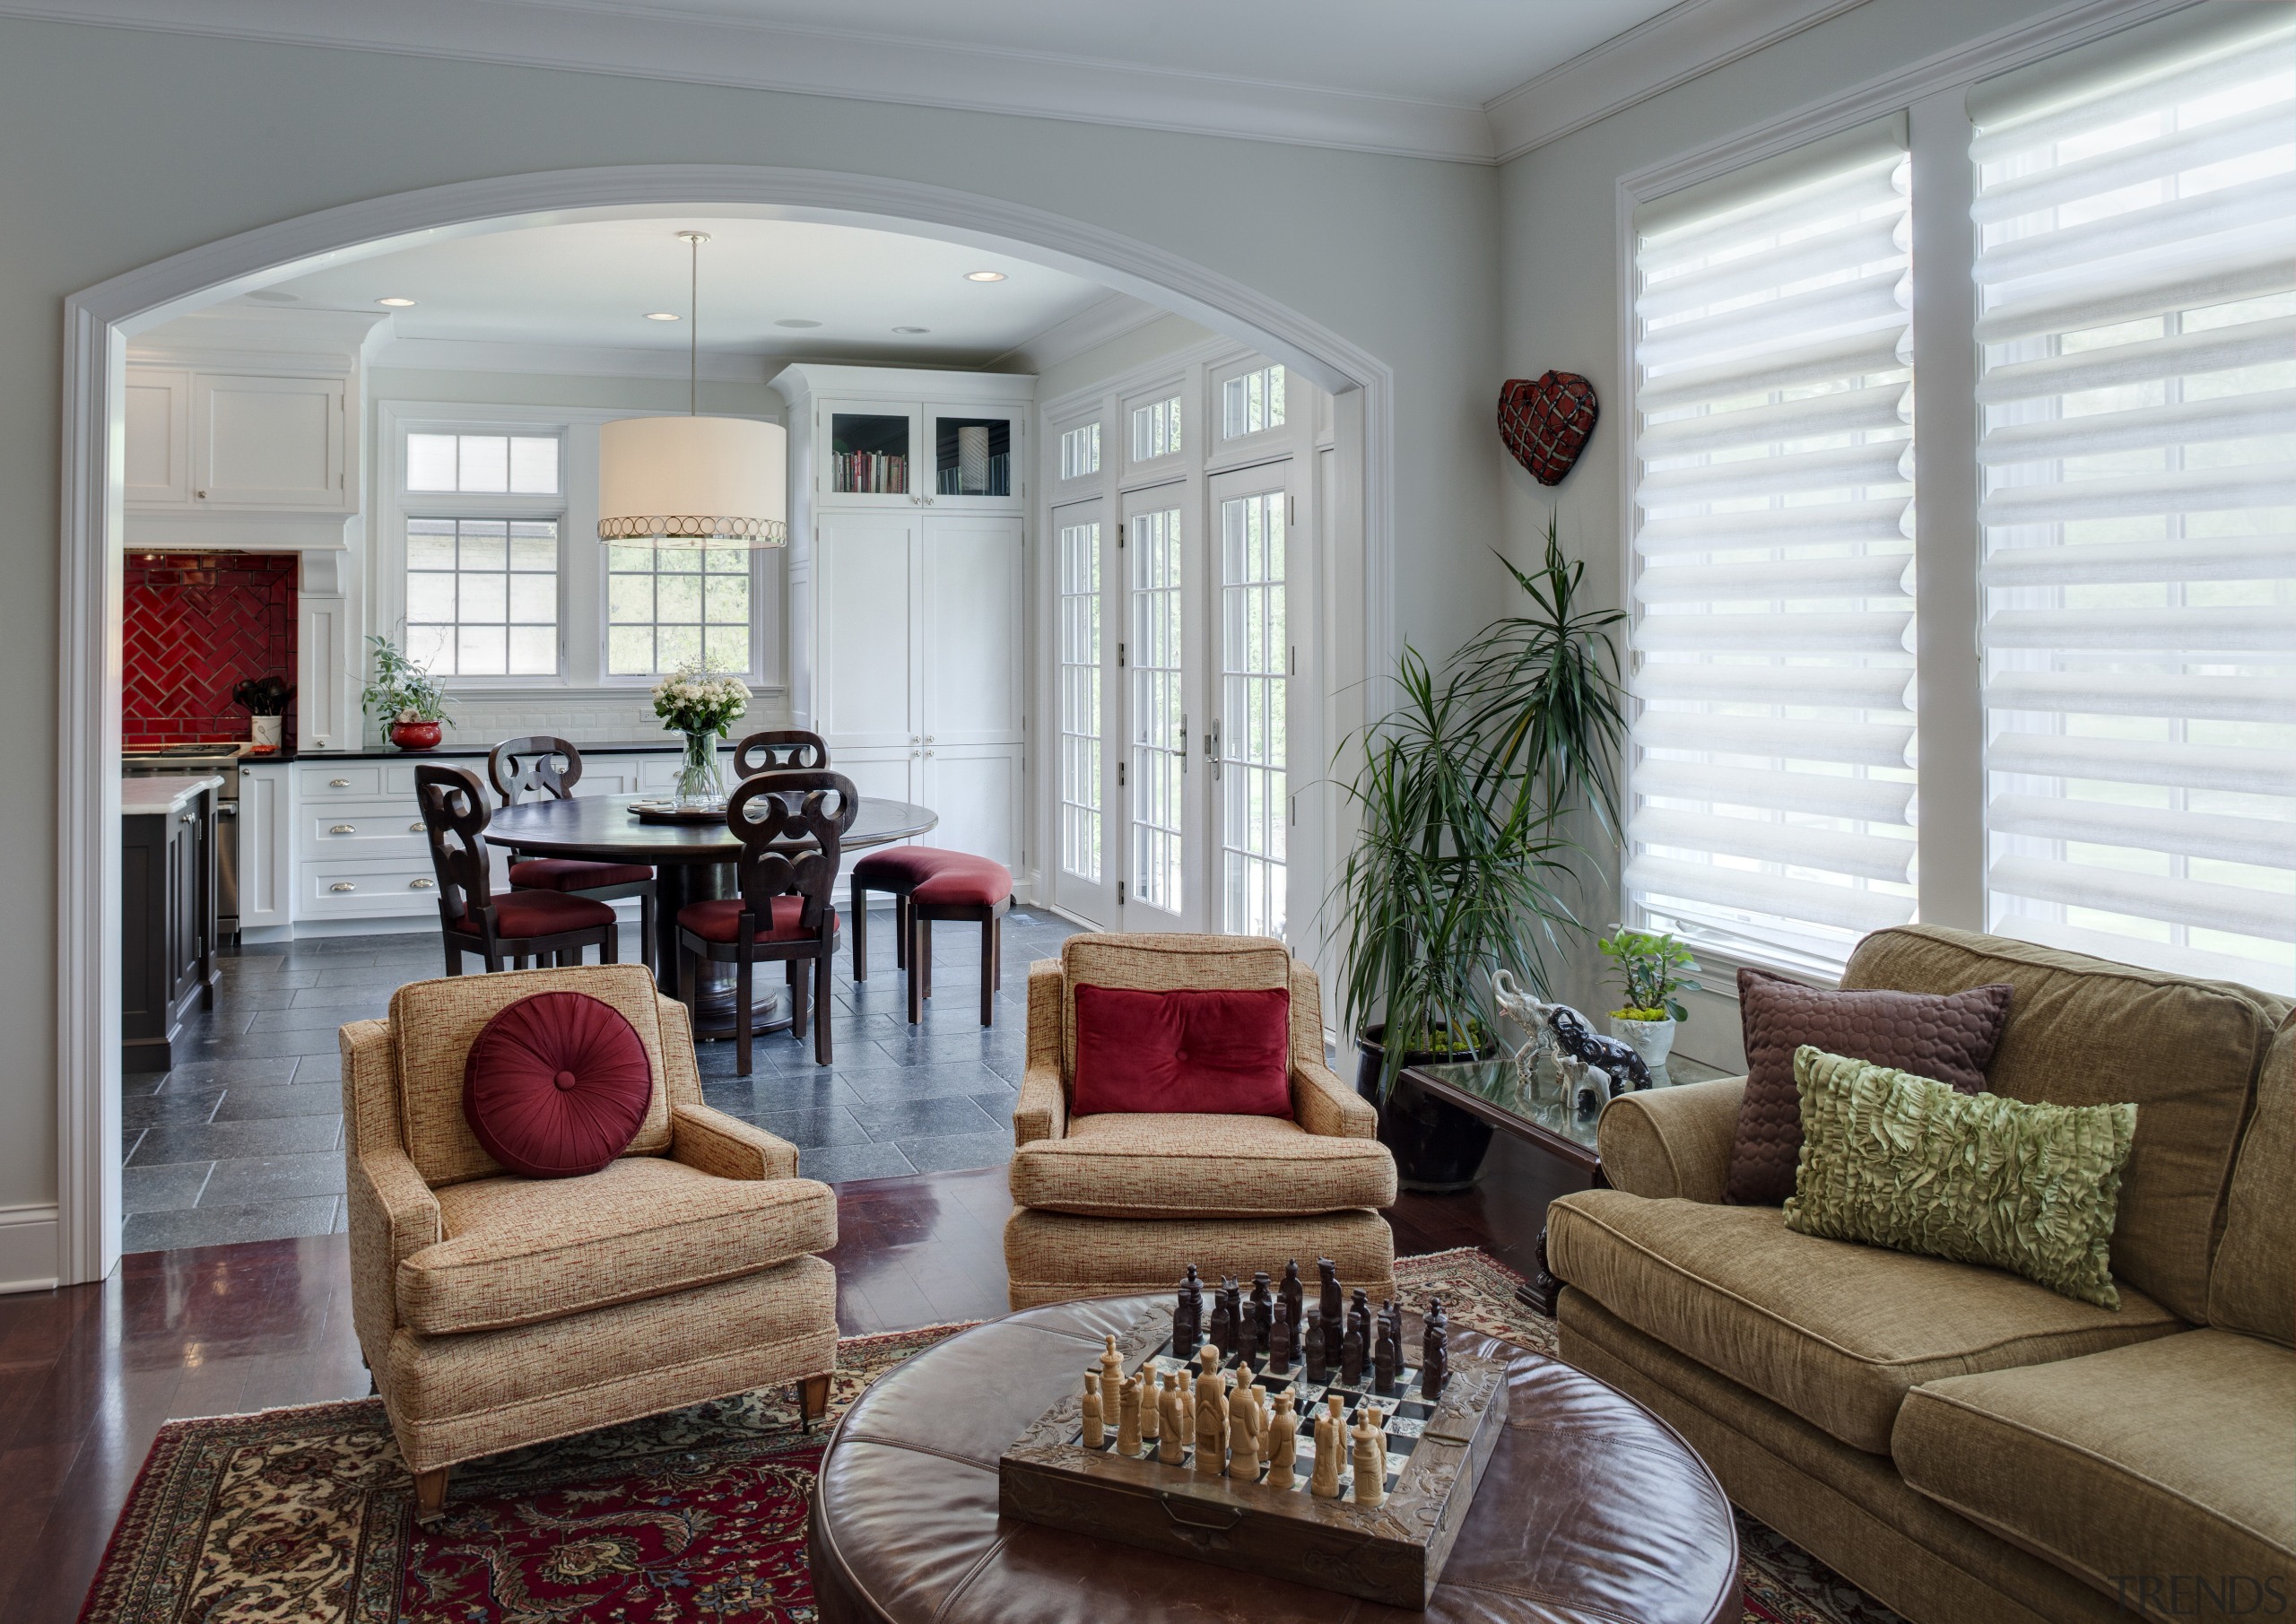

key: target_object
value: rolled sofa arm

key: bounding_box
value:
[1596,1076,1745,1203]
[1292,1060,1378,1139]
[1013,1063,1067,1146]
[674,1104,800,1181]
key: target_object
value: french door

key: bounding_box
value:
[1049,463,1301,938]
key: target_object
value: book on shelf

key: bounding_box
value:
[836,451,908,495]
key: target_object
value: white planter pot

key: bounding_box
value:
[1607,1015,1677,1072]
[250,716,284,749]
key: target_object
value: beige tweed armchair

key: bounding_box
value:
[1004,934,1398,1310]
[341,964,839,1522]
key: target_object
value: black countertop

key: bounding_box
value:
[294,738,726,763]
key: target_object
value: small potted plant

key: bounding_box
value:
[361,634,453,751]
[652,656,752,809]
[1597,927,1700,1072]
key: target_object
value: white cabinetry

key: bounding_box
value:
[125,365,356,521]
[774,365,1032,879]
[236,762,293,934]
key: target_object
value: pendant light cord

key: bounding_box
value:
[689,230,699,417]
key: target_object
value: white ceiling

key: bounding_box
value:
[259,216,1126,369]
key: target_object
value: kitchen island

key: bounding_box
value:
[121,775,219,1072]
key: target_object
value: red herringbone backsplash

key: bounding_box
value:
[124,552,297,746]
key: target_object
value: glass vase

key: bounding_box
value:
[674,730,725,811]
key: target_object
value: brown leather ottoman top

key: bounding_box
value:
[811,1296,1738,1623]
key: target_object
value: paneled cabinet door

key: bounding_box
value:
[191,373,347,508]
[922,404,1023,508]
[920,514,1024,746]
[920,745,1022,872]
[816,510,919,749]
[237,763,291,930]
[124,369,191,505]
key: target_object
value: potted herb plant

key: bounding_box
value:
[1598,927,1700,1072]
[361,635,452,751]
[652,656,752,809]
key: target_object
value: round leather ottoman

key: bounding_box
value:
[810,1296,1739,1624]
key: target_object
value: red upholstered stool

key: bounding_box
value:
[904,855,1013,1027]
[848,846,959,982]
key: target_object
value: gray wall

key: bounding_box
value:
[0,17,1500,1225]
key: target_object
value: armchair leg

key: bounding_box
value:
[800,1371,831,1430]
[413,1466,450,1524]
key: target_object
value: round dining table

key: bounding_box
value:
[489,792,937,1039]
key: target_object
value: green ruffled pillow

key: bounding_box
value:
[1783,1046,2137,1308]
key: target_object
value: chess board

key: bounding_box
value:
[998,1299,1509,1610]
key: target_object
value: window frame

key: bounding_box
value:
[1124,384,1187,476]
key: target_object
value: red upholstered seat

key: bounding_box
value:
[509,858,654,891]
[457,890,619,938]
[852,847,959,888]
[910,855,1013,908]
[677,895,834,944]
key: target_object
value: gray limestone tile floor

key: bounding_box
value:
[122,908,1074,1254]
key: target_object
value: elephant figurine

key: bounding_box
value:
[1492,972,1652,1111]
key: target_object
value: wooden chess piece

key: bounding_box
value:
[1193,1367,1228,1476]
[1141,1368,1162,1444]
[1174,1264,1205,1358]
[1281,1260,1306,1340]
[1100,1333,1125,1430]
[1309,1406,1343,1498]
[1317,1258,1344,1352]
[1351,1409,1387,1507]
[1249,1271,1274,1344]
[1372,1313,1399,1395]
[1117,1374,1143,1455]
[1267,1298,1293,1374]
[1208,1280,1235,1358]
[1230,1381,1263,1479]
[1267,1391,1299,1490]
[1422,1298,1449,1398]
[1219,1278,1244,1358]
[1349,1288,1372,1358]
[1301,1314,1327,1383]
[1339,1317,1365,1386]
[1081,1371,1104,1449]
[1157,1374,1187,1464]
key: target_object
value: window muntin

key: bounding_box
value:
[1221,365,1287,439]
[405,518,560,676]
[1060,422,1101,481]
[1131,395,1182,464]
[1057,520,1103,883]
[406,431,560,494]
[1219,489,1286,936]
[605,544,753,677]
[1129,507,1185,912]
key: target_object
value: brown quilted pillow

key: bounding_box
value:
[1726,968,2013,1205]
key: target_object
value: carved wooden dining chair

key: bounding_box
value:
[674,769,859,1073]
[734,729,831,777]
[415,763,621,974]
[486,735,657,970]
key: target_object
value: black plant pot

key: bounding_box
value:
[1355,1024,1496,1194]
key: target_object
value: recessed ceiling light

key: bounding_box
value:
[964,270,1008,282]
[774,318,822,329]
[376,296,418,308]
[644,311,682,322]
[892,326,930,334]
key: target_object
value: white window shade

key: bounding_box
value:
[1972,8,2296,996]
[1626,117,1918,974]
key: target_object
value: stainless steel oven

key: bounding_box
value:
[124,744,254,938]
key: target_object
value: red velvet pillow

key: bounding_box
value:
[463,992,654,1178]
[1070,986,1292,1117]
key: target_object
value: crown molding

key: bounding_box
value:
[0,0,1498,162]
[988,292,1166,375]
[371,334,782,382]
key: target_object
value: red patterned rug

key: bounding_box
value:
[80,1251,1906,1623]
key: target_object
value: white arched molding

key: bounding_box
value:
[55,163,1396,1284]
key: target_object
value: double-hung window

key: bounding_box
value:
[402,431,563,677]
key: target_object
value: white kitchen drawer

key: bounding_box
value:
[300,856,441,919]
[300,763,384,797]
[299,797,429,861]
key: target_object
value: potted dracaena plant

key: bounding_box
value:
[361,634,453,751]
[1331,514,1626,1190]
[1598,927,1700,1072]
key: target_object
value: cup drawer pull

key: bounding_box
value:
[409,821,427,832]
[328,777,352,787]
[329,881,356,893]
[410,878,436,890]
[330,823,357,835]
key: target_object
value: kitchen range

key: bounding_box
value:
[123,743,257,937]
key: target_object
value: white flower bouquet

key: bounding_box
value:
[652,659,752,739]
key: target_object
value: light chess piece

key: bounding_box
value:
[1081,1371,1103,1449]
[1157,1373,1187,1464]
[1174,1264,1205,1358]
[1117,1374,1143,1455]
[1268,1392,1299,1490]
[1230,1380,1263,1479]
[1193,1366,1229,1475]
[1099,1333,1124,1429]
[1422,1298,1449,1398]
[1309,1406,1343,1498]
[1351,1409,1387,1507]
[1267,1298,1292,1375]
[1141,1368,1162,1445]
[1280,1259,1306,1338]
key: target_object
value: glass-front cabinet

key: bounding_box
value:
[823,405,918,502]
[927,407,1020,501]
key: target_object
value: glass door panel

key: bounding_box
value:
[1125,499,1189,929]
[1216,480,1288,938]
[1053,503,1114,925]
[828,410,912,498]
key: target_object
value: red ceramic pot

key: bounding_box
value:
[389,721,443,751]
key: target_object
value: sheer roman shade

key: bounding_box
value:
[1626,117,1918,972]
[1972,8,2296,995]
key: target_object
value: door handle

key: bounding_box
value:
[1205,720,1222,780]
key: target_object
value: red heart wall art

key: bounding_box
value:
[1498,371,1600,487]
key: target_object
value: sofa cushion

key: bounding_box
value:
[1841,925,2285,1324]
[1545,1190,2180,1454]
[392,966,675,1187]
[397,1154,836,1333]
[2209,1010,2296,1345]
[1009,1112,1396,1218]
[461,991,654,1179]
[1894,1331,2296,1611]
[1059,933,1292,1078]
[1727,967,2010,1205]
[1071,986,1292,1116]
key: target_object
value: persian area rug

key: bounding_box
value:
[83,1251,1908,1624]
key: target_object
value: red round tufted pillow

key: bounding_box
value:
[462,992,654,1178]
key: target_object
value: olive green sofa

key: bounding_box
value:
[1548,925,2293,1624]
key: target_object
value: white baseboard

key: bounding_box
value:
[0,1203,60,1295]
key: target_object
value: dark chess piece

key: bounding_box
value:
[1208,1279,1236,1359]
[1301,1315,1328,1383]
[1372,1301,1401,1394]
[1173,1265,1204,1358]
[1348,1289,1372,1360]
[1339,1319,1366,1387]
[1250,1271,1274,1333]
[1237,1294,1263,1367]
[1281,1260,1305,1338]
[1268,1298,1293,1374]
[1317,1258,1344,1350]
[1220,1278,1244,1358]
[1422,1298,1449,1399]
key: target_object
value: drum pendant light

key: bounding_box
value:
[598,230,787,550]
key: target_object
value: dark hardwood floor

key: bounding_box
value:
[0,1166,1546,1622]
